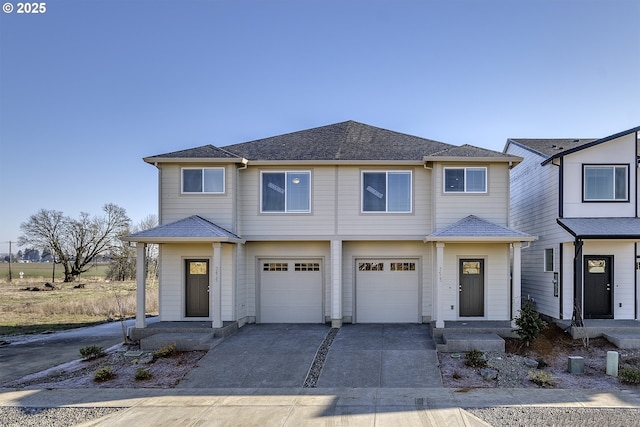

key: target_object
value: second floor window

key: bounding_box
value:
[583,165,628,201]
[362,171,412,213]
[261,171,311,213]
[182,168,225,193]
[444,167,487,193]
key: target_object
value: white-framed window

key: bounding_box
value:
[443,167,487,193]
[361,171,412,213]
[182,167,225,194]
[583,165,628,201]
[261,171,311,213]
[544,248,554,272]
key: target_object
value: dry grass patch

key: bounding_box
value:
[0,279,158,335]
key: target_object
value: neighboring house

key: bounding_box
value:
[505,126,640,322]
[124,121,533,332]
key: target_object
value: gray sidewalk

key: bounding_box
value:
[2,387,640,426]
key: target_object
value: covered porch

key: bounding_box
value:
[121,215,245,346]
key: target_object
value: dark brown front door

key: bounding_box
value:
[460,259,484,317]
[583,255,613,319]
[186,259,209,317]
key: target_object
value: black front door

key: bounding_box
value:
[460,259,484,317]
[186,259,209,317]
[583,255,613,319]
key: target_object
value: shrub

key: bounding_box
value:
[135,368,152,381]
[514,299,547,347]
[465,349,487,368]
[94,366,115,382]
[79,345,106,360]
[619,368,640,385]
[528,370,555,387]
[153,343,176,360]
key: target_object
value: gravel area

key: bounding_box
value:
[303,327,338,388]
[466,407,640,427]
[0,406,123,427]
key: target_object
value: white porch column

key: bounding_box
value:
[135,243,147,328]
[331,240,343,328]
[211,242,222,328]
[435,242,445,328]
[512,242,522,328]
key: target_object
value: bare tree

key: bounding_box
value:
[19,204,131,282]
[135,214,159,282]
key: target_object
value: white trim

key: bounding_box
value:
[181,167,225,194]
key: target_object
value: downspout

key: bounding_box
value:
[573,238,584,326]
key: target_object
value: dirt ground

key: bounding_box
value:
[3,324,640,390]
[2,345,206,389]
[439,324,640,390]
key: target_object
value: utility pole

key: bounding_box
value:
[8,241,12,282]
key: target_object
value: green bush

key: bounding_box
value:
[135,368,152,381]
[619,368,640,385]
[528,370,555,387]
[153,343,176,360]
[465,349,487,368]
[79,345,106,360]
[94,366,115,382]
[514,299,547,347]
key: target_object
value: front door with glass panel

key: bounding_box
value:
[186,259,209,317]
[583,255,613,319]
[459,259,484,317]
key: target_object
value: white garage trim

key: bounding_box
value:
[258,258,324,323]
[355,258,421,323]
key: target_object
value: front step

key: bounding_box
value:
[437,333,505,352]
[603,332,640,349]
[140,332,219,351]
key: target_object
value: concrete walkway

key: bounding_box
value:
[2,387,640,426]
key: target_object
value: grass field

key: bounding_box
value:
[0,278,158,336]
[0,262,109,281]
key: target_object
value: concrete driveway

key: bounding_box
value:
[177,323,442,388]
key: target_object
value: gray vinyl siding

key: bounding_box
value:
[432,163,510,230]
[237,167,336,237]
[159,164,235,231]
[507,143,569,319]
[336,167,431,238]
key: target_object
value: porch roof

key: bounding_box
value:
[424,215,536,242]
[121,215,245,244]
[557,217,640,239]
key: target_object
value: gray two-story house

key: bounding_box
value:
[505,126,640,324]
[125,121,533,333]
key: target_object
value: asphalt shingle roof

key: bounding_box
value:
[557,217,640,239]
[145,121,516,162]
[507,138,597,157]
[123,215,243,242]
[222,121,455,161]
[426,215,534,241]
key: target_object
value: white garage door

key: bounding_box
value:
[356,259,419,323]
[259,259,323,323]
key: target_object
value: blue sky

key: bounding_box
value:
[1,0,639,250]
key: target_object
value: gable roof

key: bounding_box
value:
[558,217,640,239]
[122,215,244,243]
[507,125,640,165]
[144,121,517,164]
[424,215,535,242]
